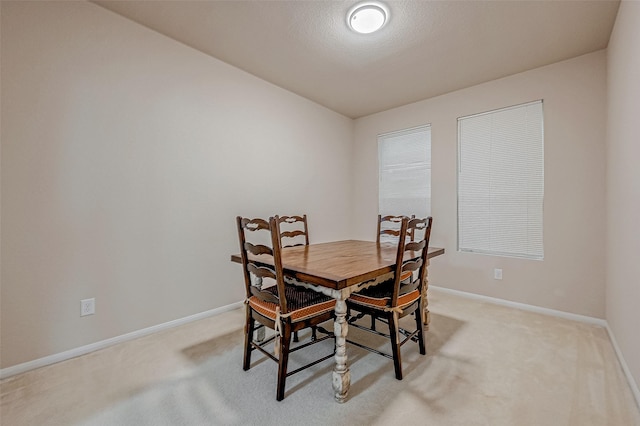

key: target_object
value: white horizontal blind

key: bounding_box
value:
[378,125,431,219]
[458,101,544,259]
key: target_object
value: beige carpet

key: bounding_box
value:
[2,289,639,425]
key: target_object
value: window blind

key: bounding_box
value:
[378,125,431,218]
[457,101,544,259]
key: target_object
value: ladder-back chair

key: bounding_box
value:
[236,216,335,401]
[276,214,313,342]
[348,216,433,380]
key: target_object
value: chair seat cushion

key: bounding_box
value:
[248,285,334,323]
[349,279,421,310]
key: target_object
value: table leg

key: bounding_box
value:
[252,276,265,342]
[332,292,350,403]
[422,258,431,329]
[281,277,354,402]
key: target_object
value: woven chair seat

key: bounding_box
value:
[249,285,335,323]
[349,279,421,309]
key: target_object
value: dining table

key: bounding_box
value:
[230,239,445,402]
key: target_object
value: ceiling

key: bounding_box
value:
[93,0,620,119]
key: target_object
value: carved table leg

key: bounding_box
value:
[422,258,431,329]
[332,292,350,403]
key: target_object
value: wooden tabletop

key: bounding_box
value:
[231,239,445,290]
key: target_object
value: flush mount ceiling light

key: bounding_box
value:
[347,2,389,34]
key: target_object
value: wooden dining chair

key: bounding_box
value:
[275,214,312,342]
[377,214,417,281]
[367,214,415,331]
[347,216,433,380]
[236,216,335,401]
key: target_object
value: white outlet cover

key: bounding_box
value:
[81,298,95,316]
[494,269,503,280]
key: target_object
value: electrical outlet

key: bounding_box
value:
[494,268,503,280]
[80,298,95,316]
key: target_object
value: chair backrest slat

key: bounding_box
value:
[405,240,426,252]
[250,286,281,304]
[244,242,273,257]
[401,259,423,273]
[280,229,306,239]
[247,263,276,281]
[241,217,270,231]
[398,280,420,295]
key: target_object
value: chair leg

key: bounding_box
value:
[371,316,376,331]
[243,308,255,371]
[415,306,426,355]
[293,327,318,342]
[276,324,292,401]
[388,312,403,380]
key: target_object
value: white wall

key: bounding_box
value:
[352,51,607,318]
[606,0,640,396]
[0,1,353,368]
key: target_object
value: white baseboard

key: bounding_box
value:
[430,285,640,410]
[430,285,607,326]
[0,301,244,380]
[605,323,640,410]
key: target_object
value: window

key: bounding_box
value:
[378,125,431,218]
[457,101,544,259]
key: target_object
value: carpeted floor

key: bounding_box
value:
[2,289,639,425]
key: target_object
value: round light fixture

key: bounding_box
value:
[347,2,389,34]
